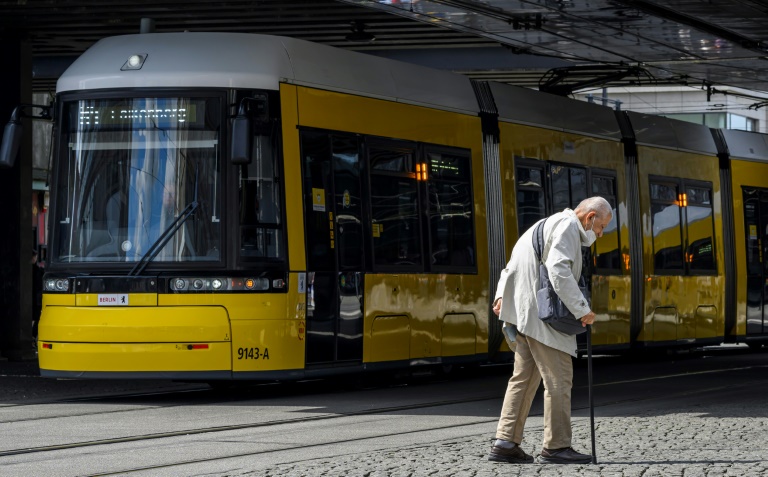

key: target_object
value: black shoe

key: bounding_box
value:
[488,441,534,464]
[538,446,592,464]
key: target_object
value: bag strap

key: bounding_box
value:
[532,218,548,264]
[534,215,590,293]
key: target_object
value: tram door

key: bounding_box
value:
[743,187,768,336]
[301,132,364,366]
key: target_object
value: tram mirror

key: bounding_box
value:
[231,113,252,165]
[0,118,23,168]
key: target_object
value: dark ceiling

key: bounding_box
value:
[1,0,767,96]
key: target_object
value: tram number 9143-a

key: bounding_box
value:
[237,347,270,360]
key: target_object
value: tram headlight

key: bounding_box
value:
[170,277,225,292]
[44,278,70,292]
[172,278,188,291]
[121,53,147,71]
[169,277,272,292]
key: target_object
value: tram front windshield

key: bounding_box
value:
[52,96,222,265]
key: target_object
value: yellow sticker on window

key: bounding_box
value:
[312,188,325,212]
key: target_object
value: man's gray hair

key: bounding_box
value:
[575,196,613,218]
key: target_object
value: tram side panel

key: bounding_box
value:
[222,84,308,380]
[635,145,724,346]
[496,120,631,348]
[288,83,489,368]
[721,129,768,345]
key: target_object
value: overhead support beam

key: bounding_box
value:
[364,46,570,71]
[620,0,768,54]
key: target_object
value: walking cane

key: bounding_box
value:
[586,324,597,464]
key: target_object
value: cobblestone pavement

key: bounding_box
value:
[219,397,767,477]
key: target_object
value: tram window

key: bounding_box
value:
[369,144,421,269]
[427,150,474,269]
[650,180,684,272]
[571,168,588,206]
[54,96,223,264]
[685,185,716,273]
[516,163,546,235]
[551,165,570,212]
[371,148,410,172]
[743,193,761,276]
[301,132,334,271]
[592,175,614,197]
[550,163,588,212]
[333,136,363,270]
[591,173,621,273]
[239,131,284,261]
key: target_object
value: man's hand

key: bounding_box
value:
[580,310,596,327]
[493,298,502,316]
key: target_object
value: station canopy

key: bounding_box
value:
[1,0,767,96]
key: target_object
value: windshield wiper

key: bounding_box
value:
[129,169,199,276]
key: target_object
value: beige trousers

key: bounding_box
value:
[495,332,573,450]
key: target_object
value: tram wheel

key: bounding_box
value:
[747,342,764,351]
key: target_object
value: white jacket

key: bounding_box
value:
[494,209,591,357]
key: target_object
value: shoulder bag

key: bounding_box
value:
[532,218,590,335]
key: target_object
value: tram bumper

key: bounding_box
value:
[37,306,232,379]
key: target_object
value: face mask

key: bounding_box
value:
[583,216,597,246]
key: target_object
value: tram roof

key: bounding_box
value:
[488,82,622,141]
[627,112,718,155]
[721,130,768,162]
[57,32,479,116]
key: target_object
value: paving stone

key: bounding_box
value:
[225,397,768,477]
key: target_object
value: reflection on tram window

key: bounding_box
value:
[300,131,334,271]
[370,175,421,268]
[368,143,423,269]
[333,136,363,271]
[650,177,715,275]
[370,147,410,172]
[427,150,474,268]
[54,96,222,264]
[651,181,683,272]
[516,162,546,235]
[550,163,587,213]
[239,130,284,261]
[686,185,715,272]
[743,194,761,276]
[591,172,621,273]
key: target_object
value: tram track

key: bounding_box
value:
[2,358,767,476]
[79,372,768,477]
[0,394,499,458]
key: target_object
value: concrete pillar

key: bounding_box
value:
[0,37,36,360]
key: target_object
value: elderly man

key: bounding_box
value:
[488,196,613,465]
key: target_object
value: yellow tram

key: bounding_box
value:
[35,33,489,380]
[3,32,766,381]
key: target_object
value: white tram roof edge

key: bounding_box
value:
[488,81,623,141]
[56,32,479,116]
[720,129,768,162]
